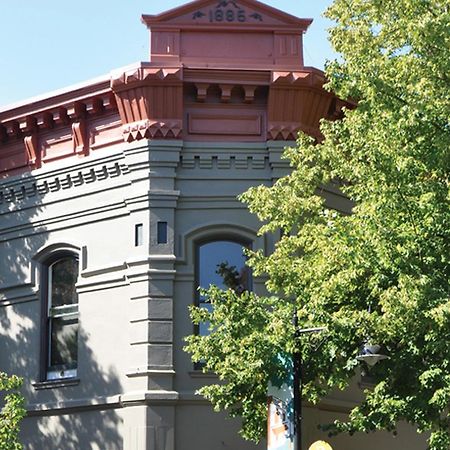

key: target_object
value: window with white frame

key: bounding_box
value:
[196,239,251,336]
[42,254,79,380]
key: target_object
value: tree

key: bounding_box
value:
[0,373,25,450]
[185,0,450,448]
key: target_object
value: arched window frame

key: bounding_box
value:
[39,250,80,381]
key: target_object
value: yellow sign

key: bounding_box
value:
[308,441,333,450]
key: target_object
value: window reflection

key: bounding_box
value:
[50,258,78,307]
[197,240,251,336]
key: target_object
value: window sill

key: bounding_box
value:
[32,378,80,390]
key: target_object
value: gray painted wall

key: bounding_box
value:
[0,139,424,449]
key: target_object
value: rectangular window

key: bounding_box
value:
[157,221,168,244]
[44,256,79,380]
[135,223,143,247]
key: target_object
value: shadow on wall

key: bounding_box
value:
[0,170,123,449]
[22,329,123,450]
[0,169,47,380]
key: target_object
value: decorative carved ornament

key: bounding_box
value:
[122,119,182,142]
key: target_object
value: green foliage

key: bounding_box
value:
[185,288,293,440]
[185,0,449,447]
[0,373,25,450]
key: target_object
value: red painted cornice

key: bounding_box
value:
[0,78,112,124]
[110,63,184,142]
[111,65,183,90]
[0,77,119,177]
[267,67,351,141]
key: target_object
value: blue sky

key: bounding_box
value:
[0,0,335,107]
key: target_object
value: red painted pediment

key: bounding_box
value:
[143,0,311,70]
[142,0,312,31]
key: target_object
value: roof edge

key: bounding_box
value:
[0,62,142,121]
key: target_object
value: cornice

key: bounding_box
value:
[111,63,184,142]
[111,65,183,91]
[0,62,351,175]
[0,79,112,123]
[271,68,327,89]
[142,23,306,33]
[266,68,351,141]
[0,92,118,176]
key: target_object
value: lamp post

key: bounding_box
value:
[293,311,301,450]
[291,306,388,450]
[293,309,326,450]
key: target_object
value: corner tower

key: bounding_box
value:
[111,0,342,145]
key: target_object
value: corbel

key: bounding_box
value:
[220,84,233,103]
[102,93,114,110]
[69,102,89,156]
[244,85,256,103]
[195,83,208,102]
[23,116,40,167]
[72,121,88,156]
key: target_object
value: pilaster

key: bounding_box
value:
[124,140,181,450]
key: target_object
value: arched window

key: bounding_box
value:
[41,254,79,380]
[196,239,251,336]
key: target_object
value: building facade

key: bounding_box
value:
[0,1,425,449]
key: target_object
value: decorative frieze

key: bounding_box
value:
[122,119,182,142]
[179,153,268,169]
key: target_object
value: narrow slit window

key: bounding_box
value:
[135,223,143,247]
[157,222,167,244]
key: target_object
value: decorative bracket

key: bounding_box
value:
[23,117,40,168]
[72,121,88,156]
[69,102,89,156]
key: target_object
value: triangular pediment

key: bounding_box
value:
[142,0,312,31]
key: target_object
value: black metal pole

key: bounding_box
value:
[293,309,302,450]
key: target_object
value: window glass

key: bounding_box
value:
[49,258,78,307]
[49,316,78,368]
[45,255,79,380]
[199,241,250,292]
[198,240,250,336]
